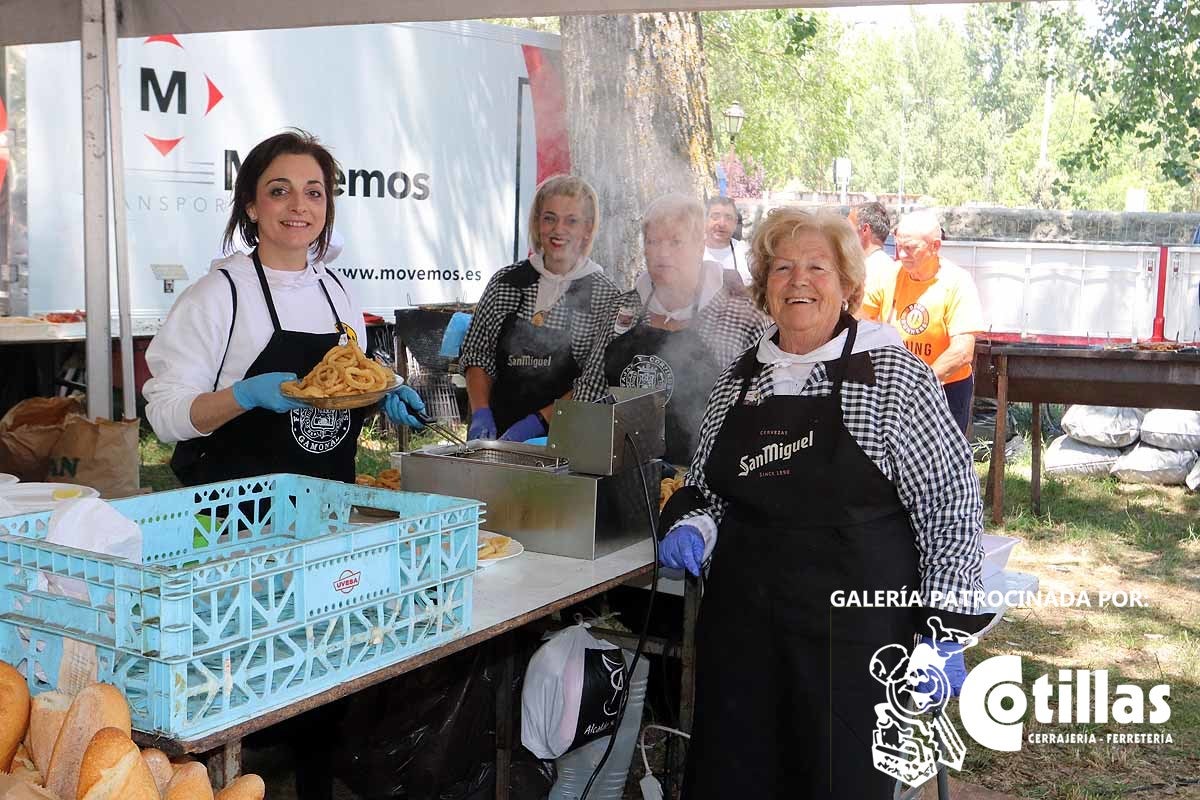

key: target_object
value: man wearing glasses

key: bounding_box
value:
[859,209,984,435]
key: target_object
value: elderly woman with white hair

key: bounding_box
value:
[658,208,989,798]
[574,193,768,466]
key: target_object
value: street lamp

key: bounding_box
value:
[723,102,746,145]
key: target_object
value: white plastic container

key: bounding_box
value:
[549,650,650,800]
[981,534,1020,581]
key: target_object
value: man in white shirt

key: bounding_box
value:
[848,201,897,281]
[702,196,751,285]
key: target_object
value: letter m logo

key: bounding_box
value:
[140,68,187,114]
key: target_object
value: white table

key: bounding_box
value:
[134,539,658,798]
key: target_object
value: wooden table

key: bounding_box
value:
[133,539,692,797]
[973,342,1200,523]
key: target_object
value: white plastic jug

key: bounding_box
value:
[548,650,650,800]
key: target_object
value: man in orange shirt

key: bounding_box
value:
[860,209,984,434]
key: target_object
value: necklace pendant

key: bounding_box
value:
[531,310,547,327]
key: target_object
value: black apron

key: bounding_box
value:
[602,288,722,466]
[170,252,365,486]
[682,316,987,799]
[489,261,589,433]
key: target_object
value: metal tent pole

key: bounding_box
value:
[104,0,134,420]
[81,0,112,420]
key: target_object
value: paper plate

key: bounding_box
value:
[477,531,524,568]
[0,473,17,486]
[280,377,398,410]
[0,482,100,514]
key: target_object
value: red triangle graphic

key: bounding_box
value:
[146,135,184,156]
[144,34,184,48]
[205,75,224,116]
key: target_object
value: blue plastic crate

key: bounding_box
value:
[0,474,483,739]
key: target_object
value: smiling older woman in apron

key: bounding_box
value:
[574,194,768,467]
[658,208,989,798]
[457,176,621,443]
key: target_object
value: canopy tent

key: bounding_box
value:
[0,0,973,419]
[2,0,944,47]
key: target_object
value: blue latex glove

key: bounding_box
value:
[469,408,497,440]
[659,524,705,576]
[438,312,473,357]
[499,413,547,443]
[919,636,968,701]
[232,372,305,413]
[382,385,427,429]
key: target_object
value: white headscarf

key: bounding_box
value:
[530,252,603,315]
[634,259,724,323]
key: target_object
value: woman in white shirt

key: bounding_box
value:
[143,130,423,485]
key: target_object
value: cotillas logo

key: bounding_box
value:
[960,656,1171,751]
[333,569,361,594]
[135,34,225,156]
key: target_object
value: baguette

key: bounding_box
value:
[6,743,42,786]
[0,661,31,772]
[163,761,213,800]
[44,684,131,800]
[27,690,73,777]
[141,747,173,794]
[75,727,158,800]
[213,774,265,800]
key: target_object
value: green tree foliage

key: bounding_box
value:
[1068,0,1200,187]
[703,10,851,188]
[841,12,993,205]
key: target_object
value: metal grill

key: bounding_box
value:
[446,446,568,470]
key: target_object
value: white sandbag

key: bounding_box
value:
[1138,409,1200,451]
[1187,458,1200,492]
[1110,443,1198,485]
[1043,435,1122,477]
[1061,405,1144,448]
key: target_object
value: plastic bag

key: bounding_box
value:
[522,622,629,760]
[1061,405,1144,448]
[330,639,553,800]
[1111,443,1197,485]
[1043,435,1123,477]
[1139,409,1200,452]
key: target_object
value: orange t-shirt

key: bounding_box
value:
[860,258,984,383]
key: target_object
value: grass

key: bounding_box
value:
[957,420,1200,800]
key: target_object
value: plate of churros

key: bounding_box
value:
[282,342,399,409]
[477,531,523,567]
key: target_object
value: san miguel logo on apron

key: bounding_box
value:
[620,354,675,401]
[291,407,352,454]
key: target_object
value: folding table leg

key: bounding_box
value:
[990,355,1009,526]
[495,634,515,800]
[204,739,242,789]
[1031,401,1042,515]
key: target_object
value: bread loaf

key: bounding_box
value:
[213,774,265,800]
[75,727,158,800]
[44,684,131,800]
[6,743,42,786]
[0,661,31,772]
[27,690,73,777]
[140,747,173,794]
[163,761,214,800]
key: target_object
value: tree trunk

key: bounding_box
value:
[561,13,716,289]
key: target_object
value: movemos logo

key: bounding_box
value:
[224,150,430,200]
